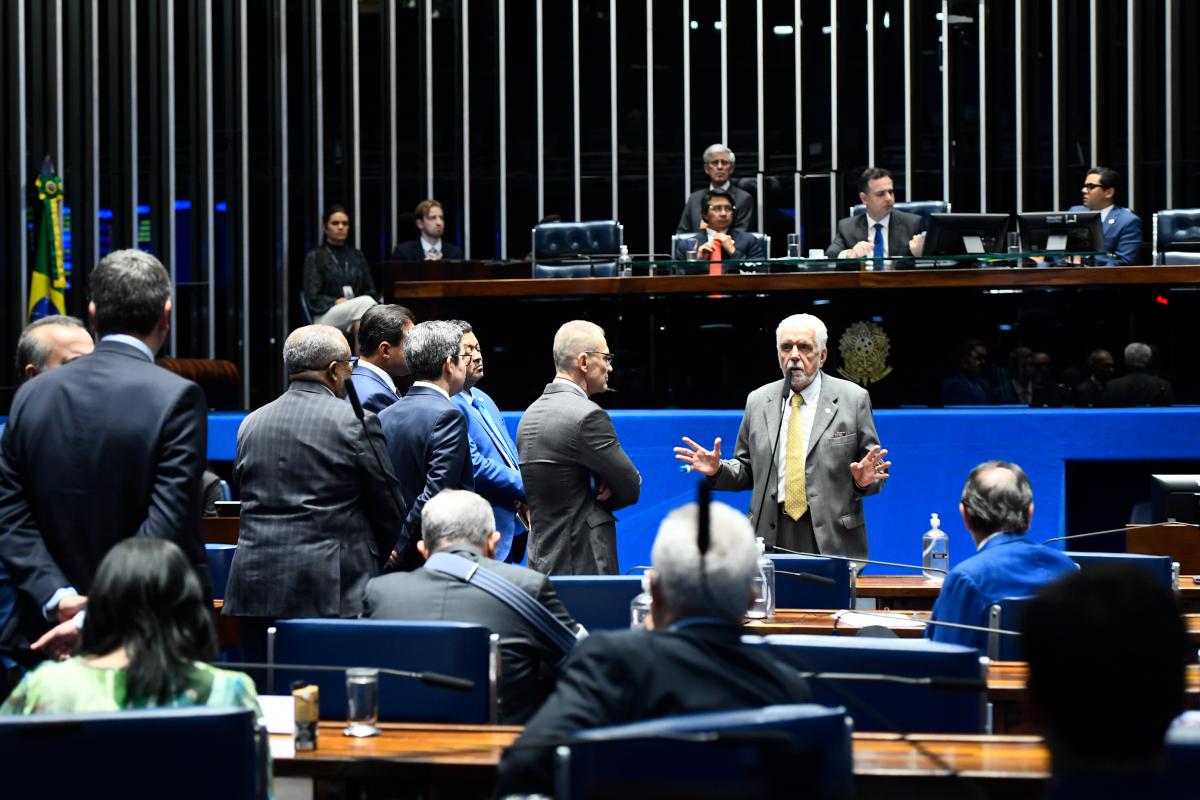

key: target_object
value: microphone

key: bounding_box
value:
[774,569,837,586]
[218,661,475,692]
[1040,521,1199,545]
[770,545,947,576]
[789,670,987,693]
[751,380,793,539]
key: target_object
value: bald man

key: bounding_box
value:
[15,316,94,382]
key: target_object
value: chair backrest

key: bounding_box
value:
[850,200,950,229]
[987,595,1033,661]
[1167,724,1200,795]
[269,619,499,723]
[1064,551,1177,590]
[205,543,236,600]
[668,233,772,269]
[1153,209,1200,263]
[1162,250,1200,266]
[758,634,987,733]
[531,220,623,278]
[298,290,313,324]
[0,707,260,799]
[765,555,852,609]
[549,575,644,631]
[554,704,853,800]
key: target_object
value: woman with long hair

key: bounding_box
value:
[302,204,378,340]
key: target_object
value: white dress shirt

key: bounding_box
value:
[775,371,823,500]
[552,376,588,398]
[412,380,450,400]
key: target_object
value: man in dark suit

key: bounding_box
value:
[676,144,755,233]
[673,189,766,269]
[675,313,890,560]
[0,250,208,659]
[1068,166,1142,266]
[391,199,464,261]
[223,325,405,656]
[496,500,812,795]
[450,322,528,563]
[518,320,641,576]
[1075,348,1115,407]
[826,167,926,260]
[379,320,474,568]
[363,489,581,723]
[349,303,415,413]
[1104,342,1173,406]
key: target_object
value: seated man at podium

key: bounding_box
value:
[826,167,925,260]
[673,189,765,270]
[392,199,464,262]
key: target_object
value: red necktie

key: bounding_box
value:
[709,236,723,275]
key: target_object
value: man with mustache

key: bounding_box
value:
[674,313,889,560]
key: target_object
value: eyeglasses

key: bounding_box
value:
[455,352,476,361]
[708,205,734,213]
[1082,182,1107,191]
[706,159,733,168]
[585,351,614,365]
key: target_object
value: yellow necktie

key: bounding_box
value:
[784,393,808,521]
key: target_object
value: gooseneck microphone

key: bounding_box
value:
[770,545,948,576]
[750,380,793,537]
[1040,521,1199,545]
[219,661,475,692]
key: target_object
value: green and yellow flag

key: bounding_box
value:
[27,158,67,322]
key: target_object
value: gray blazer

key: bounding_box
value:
[825,208,924,259]
[224,381,405,618]
[676,184,756,234]
[517,383,641,575]
[709,373,882,560]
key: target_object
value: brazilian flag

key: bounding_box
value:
[27,158,67,322]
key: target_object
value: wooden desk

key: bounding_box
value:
[857,575,942,610]
[270,722,1051,799]
[201,516,239,545]
[743,609,929,638]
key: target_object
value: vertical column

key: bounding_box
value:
[1164,0,1174,207]
[1014,0,1023,212]
[829,0,838,231]
[978,0,987,211]
[315,0,325,226]
[1051,0,1060,207]
[682,0,691,199]
[166,0,178,352]
[1088,0,1097,164]
[202,0,215,356]
[351,0,361,247]
[940,0,949,202]
[572,0,581,219]
[278,0,290,381]
[387,4,398,249]
[755,0,764,232]
[535,0,544,221]
[793,0,802,241]
[610,0,618,222]
[424,0,433,198]
[238,0,250,403]
[646,0,655,255]
[461,2,471,256]
[1125,0,1136,206]
[499,0,508,258]
[129,0,140,247]
[867,0,875,164]
[904,0,912,198]
[17,0,28,315]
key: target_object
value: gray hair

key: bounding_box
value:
[283,325,349,373]
[405,320,464,381]
[775,313,829,354]
[552,320,605,373]
[702,143,735,164]
[16,315,88,380]
[651,501,759,623]
[1124,342,1153,370]
[422,490,496,553]
[960,460,1034,537]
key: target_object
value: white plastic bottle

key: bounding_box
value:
[922,512,949,581]
[618,244,632,277]
[630,573,652,628]
[747,537,776,620]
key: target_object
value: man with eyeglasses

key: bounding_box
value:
[1068,166,1142,266]
[518,320,641,575]
[673,189,765,268]
[379,320,475,570]
[225,324,406,662]
[675,144,756,234]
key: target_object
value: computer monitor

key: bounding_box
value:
[1149,474,1200,524]
[922,213,1012,256]
[1017,211,1105,256]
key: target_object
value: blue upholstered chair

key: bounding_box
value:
[549,575,644,631]
[987,595,1033,661]
[553,704,854,800]
[1153,209,1200,264]
[1162,251,1200,265]
[1167,724,1200,795]
[205,543,236,601]
[531,220,623,278]
[0,707,261,799]
[1064,551,1177,590]
[268,619,499,723]
[850,200,951,229]
[757,634,988,733]
[298,290,314,324]
[765,554,852,609]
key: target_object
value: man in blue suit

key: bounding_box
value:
[379,320,474,569]
[1069,166,1142,266]
[349,304,415,413]
[451,322,528,564]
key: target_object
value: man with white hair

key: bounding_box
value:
[1102,342,1173,406]
[675,143,756,234]
[496,500,811,795]
[363,490,581,724]
[675,313,890,560]
[517,320,641,575]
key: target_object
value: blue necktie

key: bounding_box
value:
[872,222,884,261]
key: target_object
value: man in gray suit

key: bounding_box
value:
[676,144,756,234]
[518,321,641,575]
[826,167,926,260]
[363,490,582,723]
[675,313,890,560]
[224,324,406,658]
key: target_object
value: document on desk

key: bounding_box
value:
[258,694,296,734]
[833,610,926,630]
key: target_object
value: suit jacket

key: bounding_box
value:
[1068,204,1143,266]
[348,364,400,415]
[673,230,766,266]
[0,340,209,644]
[709,373,882,560]
[676,184,756,233]
[825,209,924,259]
[517,383,641,576]
[363,547,579,723]
[495,620,812,795]
[391,238,464,262]
[224,381,405,618]
[1103,371,1173,407]
[452,388,526,562]
[928,532,1078,652]
[378,385,474,549]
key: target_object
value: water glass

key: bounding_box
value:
[685,247,700,261]
[786,233,801,258]
[344,668,381,738]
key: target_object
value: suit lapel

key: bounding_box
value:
[761,381,784,450]
[471,391,518,467]
[807,375,838,457]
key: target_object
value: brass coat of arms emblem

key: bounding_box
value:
[837,321,893,385]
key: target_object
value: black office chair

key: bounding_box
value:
[1153,209,1200,264]
[531,220,623,278]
